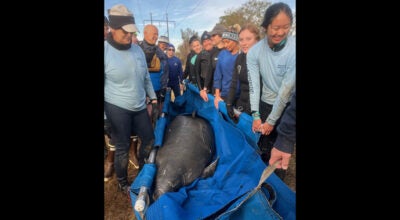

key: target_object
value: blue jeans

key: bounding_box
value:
[104,102,155,186]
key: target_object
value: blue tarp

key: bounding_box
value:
[130,84,296,220]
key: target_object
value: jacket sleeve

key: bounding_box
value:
[157,48,169,89]
[247,46,261,112]
[274,91,296,154]
[200,51,210,82]
[178,59,183,82]
[213,52,223,90]
[183,53,191,80]
[226,55,240,105]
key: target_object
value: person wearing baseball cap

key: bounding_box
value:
[166,43,183,97]
[209,23,226,51]
[108,4,139,33]
[209,23,226,36]
[199,25,226,102]
[105,4,158,198]
[158,35,170,52]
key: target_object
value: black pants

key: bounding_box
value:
[258,101,287,180]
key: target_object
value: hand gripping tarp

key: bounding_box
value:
[130,84,296,220]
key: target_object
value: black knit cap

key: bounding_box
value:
[189,35,199,45]
[201,31,211,43]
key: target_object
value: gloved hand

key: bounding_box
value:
[226,104,235,120]
[151,102,159,123]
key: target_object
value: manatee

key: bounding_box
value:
[153,114,218,200]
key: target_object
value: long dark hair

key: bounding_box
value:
[261,2,293,28]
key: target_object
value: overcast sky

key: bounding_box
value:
[105,0,295,48]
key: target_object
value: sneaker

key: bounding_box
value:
[104,162,114,182]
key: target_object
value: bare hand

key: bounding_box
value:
[214,96,223,109]
[200,90,208,102]
[269,147,291,170]
[252,119,262,133]
[260,122,274,135]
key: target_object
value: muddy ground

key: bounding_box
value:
[104,143,296,220]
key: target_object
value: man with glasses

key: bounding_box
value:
[166,43,183,97]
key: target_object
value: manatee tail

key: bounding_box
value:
[201,157,219,179]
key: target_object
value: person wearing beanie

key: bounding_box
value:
[104,4,158,196]
[209,25,240,109]
[200,31,212,48]
[200,25,226,101]
[166,43,183,97]
[247,2,295,180]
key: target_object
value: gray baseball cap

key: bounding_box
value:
[108,4,139,33]
[209,24,226,36]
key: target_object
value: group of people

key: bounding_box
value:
[104,2,296,199]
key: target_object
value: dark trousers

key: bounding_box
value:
[258,101,287,180]
[169,83,181,97]
[104,102,154,186]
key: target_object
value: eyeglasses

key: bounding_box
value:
[168,49,175,51]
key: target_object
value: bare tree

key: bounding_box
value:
[220,0,295,38]
[219,0,271,28]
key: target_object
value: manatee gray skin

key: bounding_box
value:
[153,115,216,200]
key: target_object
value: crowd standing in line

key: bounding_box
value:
[104,1,296,195]
[247,2,296,180]
[104,4,159,196]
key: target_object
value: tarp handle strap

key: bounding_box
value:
[240,160,280,203]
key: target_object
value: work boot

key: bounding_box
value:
[104,148,115,182]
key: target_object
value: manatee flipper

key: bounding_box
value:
[201,157,219,179]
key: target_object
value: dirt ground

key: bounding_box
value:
[104,142,296,220]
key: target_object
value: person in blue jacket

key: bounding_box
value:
[166,43,183,97]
